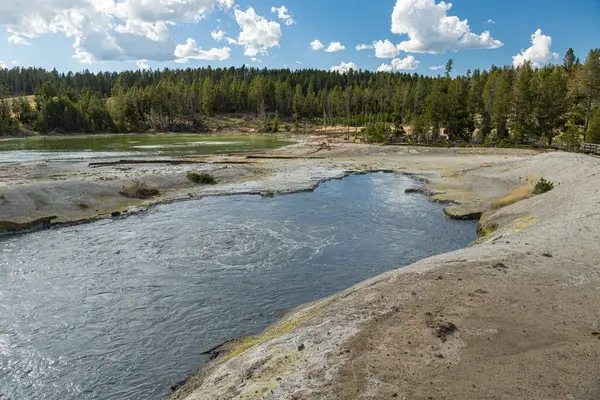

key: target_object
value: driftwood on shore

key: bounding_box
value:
[245,155,326,160]
[88,159,256,167]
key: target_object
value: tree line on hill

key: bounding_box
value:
[0,47,599,147]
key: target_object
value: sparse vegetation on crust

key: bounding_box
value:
[186,172,216,184]
[533,178,555,195]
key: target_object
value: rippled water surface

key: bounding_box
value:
[0,173,477,400]
[0,134,293,163]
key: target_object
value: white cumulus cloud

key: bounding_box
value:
[377,63,393,72]
[0,0,228,63]
[379,56,419,71]
[512,29,559,68]
[0,61,6,69]
[136,60,150,69]
[331,61,357,73]
[373,39,400,58]
[211,29,225,41]
[355,44,373,51]
[174,38,231,62]
[310,39,324,50]
[271,5,295,26]
[391,55,419,70]
[217,0,234,11]
[12,60,18,65]
[296,60,302,64]
[234,7,281,57]
[325,41,345,52]
[391,0,503,54]
[429,65,444,70]
[8,35,30,45]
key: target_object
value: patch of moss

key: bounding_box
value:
[510,215,536,235]
[475,222,498,243]
[221,305,321,362]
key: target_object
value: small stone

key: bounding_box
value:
[297,343,305,351]
[111,211,121,217]
[542,253,553,258]
[436,276,443,280]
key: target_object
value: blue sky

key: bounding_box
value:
[0,0,599,75]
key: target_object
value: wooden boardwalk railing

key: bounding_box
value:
[582,143,600,155]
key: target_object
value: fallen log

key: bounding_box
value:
[245,155,326,160]
[89,159,255,167]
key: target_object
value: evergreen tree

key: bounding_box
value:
[0,90,13,133]
[580,49,600,135]
[564,48,577,74]
[202,78,216,117]
[534,67,568,146]
[586,106,600,143]
[445,59,454,78]
[0,59,596,146]
[292,84,304,118]
[510,62,535,143]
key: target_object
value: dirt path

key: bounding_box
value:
[172,150,600,400]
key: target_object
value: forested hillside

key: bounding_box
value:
[1,48,599,147]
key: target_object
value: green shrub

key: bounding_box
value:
[362,122,394,143]
[261,112,281,133]
[119,179,160,199]
[533,178,554,195]
[586,107,600,144]
[187,172,216,184]
[482,137,494,147]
